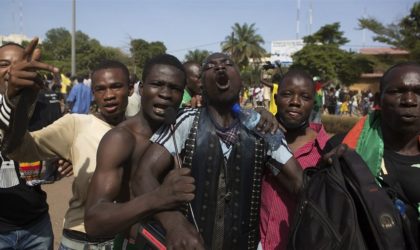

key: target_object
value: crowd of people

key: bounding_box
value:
[0,37,419,250]
[241,79,380,119]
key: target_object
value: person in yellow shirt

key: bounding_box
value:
[60,73,71,94]
[260,78,278,115]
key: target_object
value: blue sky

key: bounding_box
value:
[0,0,416,60]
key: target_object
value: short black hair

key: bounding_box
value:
[380,61,420,94]
[279,68,315,93]
[142,54,186,84]
[0,42,24,50]
[91,60,130,84]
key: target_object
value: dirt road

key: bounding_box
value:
[43,176,73,249]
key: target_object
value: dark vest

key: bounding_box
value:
[182,108,265,250]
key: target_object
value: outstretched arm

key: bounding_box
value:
[131,143,204,249]
[260,78,273,88]
[85,129,195,238]
[0,37,58,153]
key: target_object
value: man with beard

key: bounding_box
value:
[84,54,196,249]
[259,69,330,250]
[132,53,302,249]
[325,62,420,247]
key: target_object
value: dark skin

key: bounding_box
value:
[1,38,59,99]
[183,62,203,108]
[0,39,73,177]
[85,64,195,238]
[324,65,420,162]
[90,68,133,126]
[132,53,302,249]
[184,63,202,96]
[275,75,317,152]
[380,65,420,155]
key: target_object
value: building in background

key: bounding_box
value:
[0,34,35,46]
[351,47,410,92]
[270,39,304,66]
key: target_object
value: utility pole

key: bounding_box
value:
[71,0,76,76]
[19,0,23,34]
[296,0,301,39]
[309,0,313,35]
[128,35,136,75]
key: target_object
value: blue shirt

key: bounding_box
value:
[66,83,93,114]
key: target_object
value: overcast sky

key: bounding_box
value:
[0,0,416,60]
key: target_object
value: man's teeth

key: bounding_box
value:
[154,107,165,114]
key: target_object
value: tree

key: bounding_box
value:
[184,49,210,64]
[359,2,420,61]
[241,65,262,87]
[221,23,267,69]
[130,39,166,74]
[303,22,349,46]
[41,27,129,76]
[292,23,373,85]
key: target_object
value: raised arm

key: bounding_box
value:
[0,37,58,153]
[260,78,273,88]
[131,143,204,249]
[85,129,195,238]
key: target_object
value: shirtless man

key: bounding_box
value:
[84,54,195,249]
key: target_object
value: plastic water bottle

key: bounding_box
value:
[232,103,284,151]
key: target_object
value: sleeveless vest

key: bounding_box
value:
[182,108,265,250]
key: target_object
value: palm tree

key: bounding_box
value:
[221,23,267,69]
[184,49,211,64]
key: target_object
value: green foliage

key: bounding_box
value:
[358,19,403,46]
[359,2,420,62]
[184,49,211,64]
[338,54,374,85]
[221,23,267,69]
[303,22,349,46]
[41,27,130,76]
[292,23,373,85]
[240,65,261,87]
[41,27,72,66]
[130,39,167,75]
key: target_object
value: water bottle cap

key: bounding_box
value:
[394,198,406,214]
[231,103,241,114]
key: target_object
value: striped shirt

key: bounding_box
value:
[259,123,330,250]
[151,108,293,167]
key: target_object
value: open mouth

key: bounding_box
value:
[103,103,119,113]
[153,103,169,116]
[215,71,230,91]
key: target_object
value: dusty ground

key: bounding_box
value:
[43,176,73,249]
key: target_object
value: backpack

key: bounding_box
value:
[287,150,418,250]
